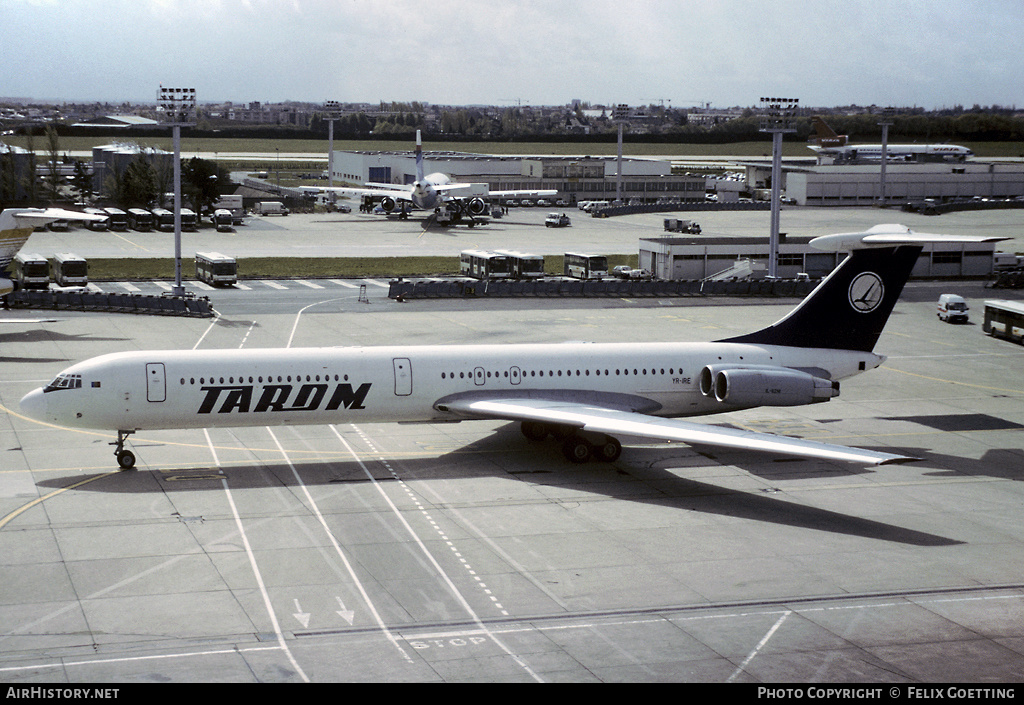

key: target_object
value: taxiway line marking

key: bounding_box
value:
[333,424,541,679]
[335,424,544,684]
[210,428,310,683]
[883,365,1024,395]
[727,609,791,682]
[278,426,413,664]
[0,472,119,531]
[0,645,283,675]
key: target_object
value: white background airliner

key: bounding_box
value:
[307,130,556,223]
[809,143,974,162]
[19,225,1006,470]
[808,116,974,162]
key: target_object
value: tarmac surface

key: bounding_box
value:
[21,203,1024,262]
[2,205,1024,683]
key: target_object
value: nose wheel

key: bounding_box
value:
[111,430,136,470]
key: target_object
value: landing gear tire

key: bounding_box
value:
[562,436,593,464]
[596,436,622,462]
[521,421,549,441]
[111,430,137,471]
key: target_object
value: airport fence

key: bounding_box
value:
[591,201,771,218]
[902,198,1024,216]
[8,289,215,317]
[388,277,817,300]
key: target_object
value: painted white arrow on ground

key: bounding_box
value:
[293,599,311,628]
[335,596,355,625]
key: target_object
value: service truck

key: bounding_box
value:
[255,201,289,216]
[212,195,245,224]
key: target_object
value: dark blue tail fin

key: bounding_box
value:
[720,244,921,352]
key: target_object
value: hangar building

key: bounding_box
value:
[742,160,1024,206]
[639,235,1002,280]
[330,149,706,203]
[91,143,173,195]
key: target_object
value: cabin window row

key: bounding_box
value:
[439,367,681,380]
[180,373,352,385]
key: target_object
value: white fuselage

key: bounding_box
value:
[20,341,881,433]
[410,173,450,210]
[811,144,973,161]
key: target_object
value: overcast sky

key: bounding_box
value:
[3,0,1022,110]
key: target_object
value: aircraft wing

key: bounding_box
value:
[10,208,108,226]
[435,182,558,199]
[489,188,559,199]
[436,395,916,466]
[330,185,412,199]
[0,318,60,323]
[363,182,410,192]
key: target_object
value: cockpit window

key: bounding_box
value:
[43,373,83,392]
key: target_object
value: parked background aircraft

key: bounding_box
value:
[19,225,1007,470]
[810,116,849,147]
[305,130,556,225]
[808,117,973,163]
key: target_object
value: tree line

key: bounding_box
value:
[1,122,230,212]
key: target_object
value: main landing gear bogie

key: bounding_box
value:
[520,422,622,464]
[111,430,137,470]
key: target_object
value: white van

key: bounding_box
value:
[937,293,969,323]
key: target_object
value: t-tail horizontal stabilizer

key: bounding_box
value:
[721,224,1010,353]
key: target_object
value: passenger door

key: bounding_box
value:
[146,363,166,402]
[393,358,412,396]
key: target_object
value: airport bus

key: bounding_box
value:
[563,252,609,279]
[13,252,49,289]
[180,208,199,231]
[212,194,245,224]
[152,208,174,231]
[982,300,1024,344]
[128,208,154,231]
[212,209,234,232]
[53,252,88,287]
[494,250,545,279]
[102,207,129,231]
[195,251,238,287]
[460,250,512,280]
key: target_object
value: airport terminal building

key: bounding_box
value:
[330,148,706,203]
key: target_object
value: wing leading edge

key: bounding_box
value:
[437,396,916,466]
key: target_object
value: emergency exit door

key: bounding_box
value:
[146,363,166,402]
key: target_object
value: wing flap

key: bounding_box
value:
[439,396,916,466]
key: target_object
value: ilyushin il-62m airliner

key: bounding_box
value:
[19,225,1006,470]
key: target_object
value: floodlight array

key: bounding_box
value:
[759,97,799,132]
[157,86,197,125]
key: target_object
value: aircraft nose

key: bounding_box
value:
[19,388,47,421]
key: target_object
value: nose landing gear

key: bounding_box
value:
[110,430,136,470]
